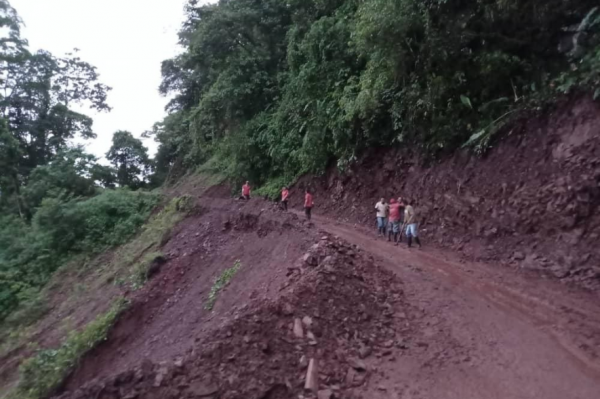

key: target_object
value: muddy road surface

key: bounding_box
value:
[305,211,600,399]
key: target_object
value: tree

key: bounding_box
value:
[22,146,101,210]
[106,131,152,189]
[0,118,25,216]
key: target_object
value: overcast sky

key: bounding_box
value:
[11,0,211,159]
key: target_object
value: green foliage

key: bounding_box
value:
[253,176,295,201]
[153,0,599,185]
[554,7,600,97]
[10,298,127,399]
[0,190,159,320]
[205,259,241,311]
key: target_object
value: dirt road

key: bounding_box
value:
[306,212,600,399]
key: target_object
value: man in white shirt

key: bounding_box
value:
[374,197,389,236]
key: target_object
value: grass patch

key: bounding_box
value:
[129,251,165,289]
[205,260,242,311]
[8,298,128,399]
[253,175,299,201]
[110,195,192,290]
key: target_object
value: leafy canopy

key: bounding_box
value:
[151,0,600,187]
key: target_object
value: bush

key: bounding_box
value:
[253,176,294,201]
[0,190,159,321]
[12,298,127,399]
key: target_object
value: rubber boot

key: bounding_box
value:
[407,236,412,248]
[415,237,422,248]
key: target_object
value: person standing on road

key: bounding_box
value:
[281,186,289,211]
[387,198,402,244]
[396,196,406,242]
[241,181,251,200]
[375,197,389,237]
[304,188,314,221]
[404,199,422,248]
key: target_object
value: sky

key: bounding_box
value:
[11,0,210,160]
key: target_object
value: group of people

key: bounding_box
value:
[374,197,421,248]
[240,181,421,248]
[239,181,314,220]
[281,186,314,220]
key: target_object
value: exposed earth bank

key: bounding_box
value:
[291,96,600,291]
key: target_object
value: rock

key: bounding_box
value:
[302,316,313,327]
[358,345,372,359]
[305,359,319,392]
[302,253,318,266]
[382,340,394,348]
[282,303,294,316]
[307,331,316,341]
[318,389,333,399]
[345,368,357,387]
[174,358,184,368]
[299,355,308,369]
[153,363,169,387]
[483,227,498,238]
[348,357,367,371]
[293,318,304,338]
[353,372,367,387]
[512,251,525,261]
[188,379,219,397]
[551,265,570,279]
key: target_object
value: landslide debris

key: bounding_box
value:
[54,232,408,399]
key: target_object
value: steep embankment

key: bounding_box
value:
[291,96,600,290]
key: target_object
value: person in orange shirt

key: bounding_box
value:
[241,181,251,200]
[281,186,290,211]
[304,188,314,220]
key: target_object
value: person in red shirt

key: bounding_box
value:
[281,186,289,211]
[387,198,402,244]
[241,181,251,200]
[304,188,314,221]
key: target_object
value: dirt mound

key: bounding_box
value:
[53,198,409,399]
[290,96,600,291]
[55,222,407,399]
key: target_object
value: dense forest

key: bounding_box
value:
[150,0,600,196]
[1,0,599,320]
[0,0,158,320]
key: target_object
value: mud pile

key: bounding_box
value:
[291,96,600,290]
[54,202,408,399]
